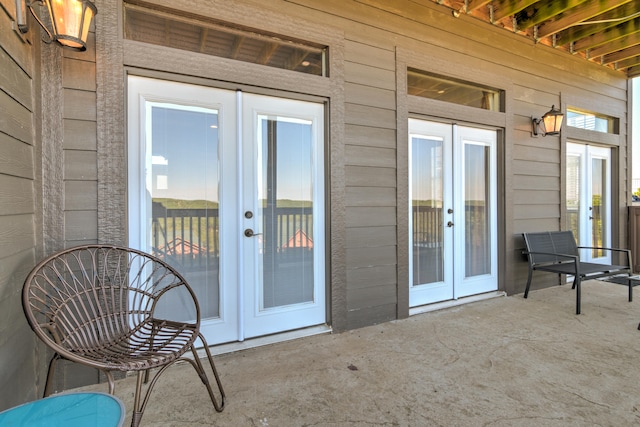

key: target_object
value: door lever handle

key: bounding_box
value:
[447,221,454,227]
[244,229,262,237]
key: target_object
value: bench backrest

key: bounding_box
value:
[523,231,578,265]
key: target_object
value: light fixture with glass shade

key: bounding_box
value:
[14,0,97,51]
[532,105,564,137]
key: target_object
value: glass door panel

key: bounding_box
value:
[258,115,315,309]
[464,143,491,277]
[454,126,497,298]
[242,94,325,338]
[411,135,444,286]
[591,157,607,259]
[566,152,581,244]
[128,76,238,345]
[408,119,453,306]
[147,104,221,320]
[566,143,611,264]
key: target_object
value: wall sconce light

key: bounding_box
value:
[15,0,97,51]
[532,105,564,137]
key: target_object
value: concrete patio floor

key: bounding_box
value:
[82,280,640,426]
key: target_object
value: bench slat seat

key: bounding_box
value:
[523,231,632,314]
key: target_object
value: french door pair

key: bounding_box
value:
[566,142,612,263]
[128,76,326,345]
[409,119,498,307]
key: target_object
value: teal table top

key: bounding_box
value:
[0,392,125,426]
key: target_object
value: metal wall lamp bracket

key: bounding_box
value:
[14,0,97,51]
[532,105,564,137]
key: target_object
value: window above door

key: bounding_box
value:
[124,2,328,76]
[407,68,504,112]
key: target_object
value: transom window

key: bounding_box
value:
[407,68,503,112]
[566,108,617,134]
[124,3,328,77]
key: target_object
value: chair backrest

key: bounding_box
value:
[22,245,200,362]
[523,231,579,265]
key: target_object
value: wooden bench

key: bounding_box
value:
[522,231,632,314]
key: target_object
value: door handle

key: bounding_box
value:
[244,229,262,237]
[447,221,454,227]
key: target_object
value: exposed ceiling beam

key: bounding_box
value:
[515,0,587,31]
[430,0,640,77]
[199,28,208,53]
[555,1,640,46]
[535,0,631,39]
[601,43,640,64]
[573,17,640,51]
[466,0,492,12]
[491,0,538,23]
[230,36,244,59]
[615,55,640,70]
[257,42,279,65]
[588,32,640,57]
[627,65,640,77]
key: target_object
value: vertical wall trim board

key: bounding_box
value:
[96,0,126,245]
[39,44,64,255]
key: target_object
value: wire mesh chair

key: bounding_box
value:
[22,244,225,427]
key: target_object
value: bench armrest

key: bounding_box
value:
[576,246,632,267]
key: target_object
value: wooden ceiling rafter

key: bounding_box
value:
[573,17,640,51]
[535,0,630,39]
[429,0,640,78]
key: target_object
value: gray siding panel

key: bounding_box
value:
[63,119,97,150]
[0,1,38,409]
[65,181,98,211]
[64,210,98,241]
[345,166,396,187]
[346,265,397,289]
[345,145,396,168]
[345,186,396,207]
[345,124,396,148]
[0,175,34,215]
[64,151,98,180]
[0,48,32,109]
[63,89,97,121]
[0,133,33,178]
[0,90,32,144]
[346,225,396,248]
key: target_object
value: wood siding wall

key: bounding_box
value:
[0,1,99,407]
[111,0,630,329]
[0,0,39,410]
[3,0,632,404]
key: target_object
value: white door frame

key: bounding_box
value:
[127,76,326,345]
[566,142,612,264]
[408,119,498,307]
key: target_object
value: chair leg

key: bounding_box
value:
[628,274,633,302]
[131,371,145,427]
[571,275,578,289]
[129,361,188,427]
[524,268,533,299]
[575,277,581,315]
[43,353,62,398]
[191,333,226,412]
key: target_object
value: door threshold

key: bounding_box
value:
[196,324,332,357]
[409,291,506,316]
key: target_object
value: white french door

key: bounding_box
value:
[408,119,498,307]
[128,76,325,345]
[566,142,611,263]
